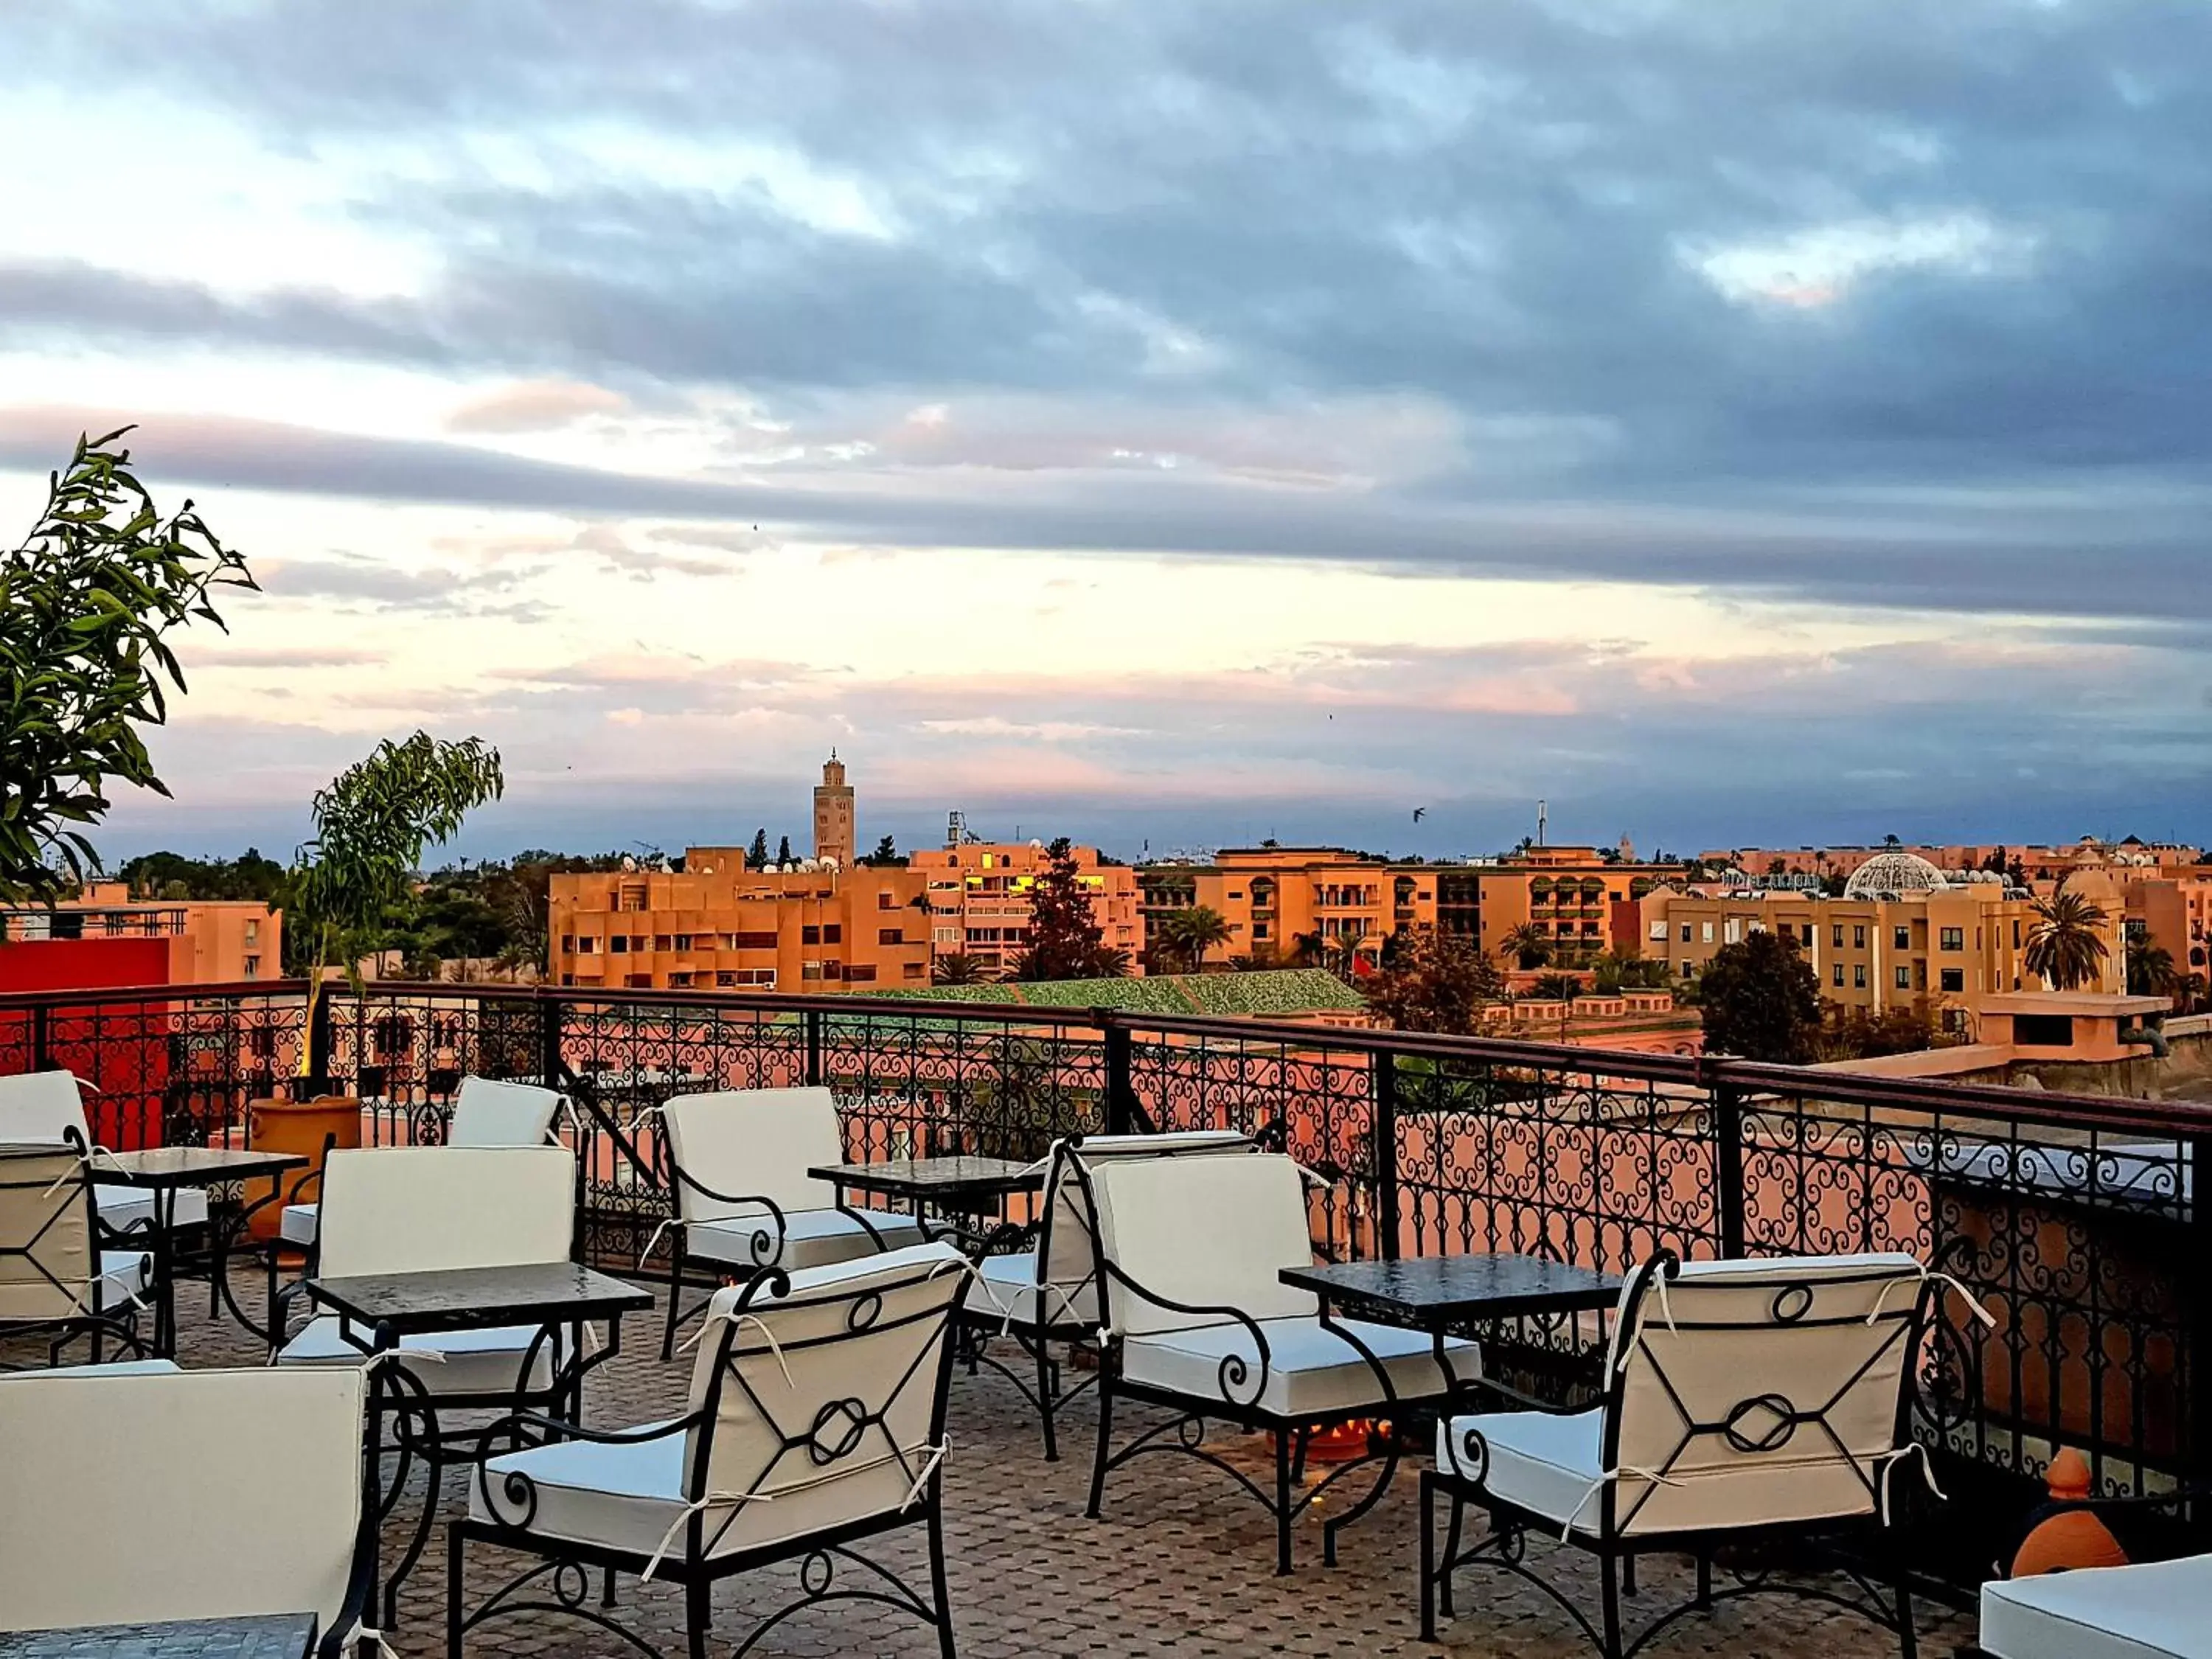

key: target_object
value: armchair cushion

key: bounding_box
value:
[95,1251,152,1312]
[1122,1315,1478,1419]
[686,1207,922,1271]
[277,1315,557,1395]
[973,1251,1044,1327]
[473,1421,707,1559]
[1437,1408,1607,1535]
[95,1185,209,1235]
[1979,1553,2212,1659]
[279,1202,320,1246]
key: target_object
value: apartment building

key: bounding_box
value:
[1706,838,2205,883]
[0,882,280,984]
[547,850,931,992]
[908,841,1142,975]
[1641,858,2124,1018]
[2124,869,2212,981]
[1134,845,1675,970]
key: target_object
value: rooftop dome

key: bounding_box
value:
[1843,852,1950,899]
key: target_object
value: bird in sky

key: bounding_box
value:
[1413,807,1427,823]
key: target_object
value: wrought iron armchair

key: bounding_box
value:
[273,1144,608,1614]
[653,1087,922,1360]
[0,1138,154,1367]
[1084,1151,1481,1574]
[0,1068,210,1239]
[1422,1250,1944,1659]
[0,1364,378,1658]
[964,1128,1256,1460]
[451,1238,973,1659]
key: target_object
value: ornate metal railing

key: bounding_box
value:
[2,975,2205,1584]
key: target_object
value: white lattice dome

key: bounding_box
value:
[1843,852,1950,899]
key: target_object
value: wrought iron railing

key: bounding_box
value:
[3,975,2206,1581]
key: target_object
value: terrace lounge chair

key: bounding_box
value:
[965,1128,1255,1458]
[0,1140,154,1368]
[654,1086,922,1360]
[1085,1151,1481,1573]
[0,1365,376,1658]
[452,1239,973,1659]
[0,1068,208,1237]
[1421,1251,1941,1658]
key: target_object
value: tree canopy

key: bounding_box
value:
[1697,929,1823,1062]
[1364,929,1504,1034]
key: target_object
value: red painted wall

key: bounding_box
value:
[0,939,177,1147]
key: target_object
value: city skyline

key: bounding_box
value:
[7,3,2211,863]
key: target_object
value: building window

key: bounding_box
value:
[673,933,692,951]
[653,935,672,952]
[244,920,260,947]
[1680,923,1692,942]
[1700,922,1714,944]
[242,955,260,979]
[1832,925,1844,947]
[1939,928,1964,951]
[560,936,574,954]
[878,928,903,945]
[801,964,823,980]
[668,972,693,988]
[717,972,737,987]
[823,925,842,944]
[733,931,777,950]
[1853,925,1866,948]
[1833,963,1845,986]
[1853,964,1866,988]
[630,936,647,953]
[1681,960,1694,977]
[1801,925,1815,947]
[2016,1013,2073,1047]
[1894,966,1910,989]
[877,892,896,909]
[2012,920,2023,949]
[611,936,627,954]
[903,963,925,981]
[625,973,651,988]
[577,936,599,953]
[802,925,821,945]
[1723,919,1742,945]
[1938,967,1964,992]
[845,964,877,983]
[1649,921,1668,942]
[1893,926,1910,950]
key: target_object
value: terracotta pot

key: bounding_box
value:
[243,1094,362,1242]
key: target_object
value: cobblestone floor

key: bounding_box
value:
[27,1270,1973,1658]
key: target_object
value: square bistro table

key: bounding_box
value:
[0,1615,317,1659]
[304,1261,653,1627]
[810,1155,1045,1222]
[96,1147,307,1357]
[1279,1254,1624,1405]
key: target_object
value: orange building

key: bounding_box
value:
[1135,846,1677,973]
[547,851,931,992]
[0,882,280,983]
[1706,838,2204,883]
[909,841,1142,975]
[2124,869,2212,983]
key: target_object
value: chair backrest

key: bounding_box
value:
[679,1241,969,1556]
[448,1077,565,1149]
[0,1070,90,1144]
[1035,1132,1254,1325]
[316,1145,576,1277]
[0,1366,367,1632]
[1088,1152,1318,1337]
[0,1143,97,1324]
[1603,1252,1930,1537]
[662,1088,844,1221]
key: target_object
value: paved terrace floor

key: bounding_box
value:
[27,1270,1974,1659]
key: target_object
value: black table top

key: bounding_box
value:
[0,1615,316,1659]
[306,1260,653,1338]
[811,1156,1043,1201]
[97,1147,308,1187]
[1281,1254,1624,1324]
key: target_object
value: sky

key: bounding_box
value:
[4,1,2210,867]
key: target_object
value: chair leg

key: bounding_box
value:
[1599,1548,1624,1659]
[1273,1428,1293,1576]
[686,1577,712,1659]
[1291,1425,1311,1483]
[1894,1560,1918,1659]
[1037,1336,1060,1463]
[660,1239,684,1363]
[1439,1497,1464,1618]
[1622,1553,1638,1595]
[445,1523,465,1659]
[602,1566,617,1608]
[1696,1548,1712,1610]
[1085,1374,1116,1519]
[928,1500,958,1659]
[1419,1471,1438,1641]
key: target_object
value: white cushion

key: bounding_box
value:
[1089,1155,1320,1338]
[0,1070,91,1142]
[970,1251,1045,1326]
[316,1145,575,1277]
[280,1202,320,1245]
[1438,1408,1607,1535]
[449,1077,564,1149]
[96,1251,152,1312]
[686,1207,923,1271]
[277,1315,557,1395]
[0,1366,366,1633]
[1980,1555,2212,1659]
[663,1088,846,1220]
[1123,1315,1478,1418]
[95,1185,209,1234]
[473,1422,704,1558]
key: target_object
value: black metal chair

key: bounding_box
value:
[0,1137,153,1368]
[451,1239,973,1659]
[1421,1249,1947,1658]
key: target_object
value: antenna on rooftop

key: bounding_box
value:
[1537,799,1548,849]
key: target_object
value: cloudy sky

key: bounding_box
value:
[5,1,2208,866]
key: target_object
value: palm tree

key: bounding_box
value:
[1498,923,1551,971]
[1158,905,1233,973]
[2126,936,2180,1000]
[2024,889,2111,991]
[932,953,993,987]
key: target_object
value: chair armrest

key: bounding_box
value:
[1099,1258,1273,1408]
[664,1166,790,1264]
[468,1411,706,1531]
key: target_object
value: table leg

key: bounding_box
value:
[150,1186,178,1357]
